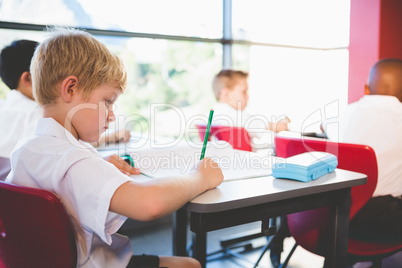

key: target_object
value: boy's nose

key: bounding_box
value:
[108,109,116,122]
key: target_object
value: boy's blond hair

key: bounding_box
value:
[31,27,127,106]
[212,69,249,100]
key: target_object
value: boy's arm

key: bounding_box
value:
[109,158,223,221]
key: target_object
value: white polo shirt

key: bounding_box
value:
[323,95,402,197]
[6,118,133,267]
[0,90,43,158]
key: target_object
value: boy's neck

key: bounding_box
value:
[16,86,34,100]
[219,101,243,111]
[43,103,79,141]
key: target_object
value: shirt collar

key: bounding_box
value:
[362,95,401,104]
[34,117,87,149]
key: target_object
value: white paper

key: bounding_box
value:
[128,141,272,181]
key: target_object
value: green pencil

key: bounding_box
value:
[200,109,214,160]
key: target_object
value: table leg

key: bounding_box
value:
[193,231,207,268]
[326,188,351,268]
[173,208,188,256]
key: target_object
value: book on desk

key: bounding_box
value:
[124,141,272,181]
[98,139,338,183]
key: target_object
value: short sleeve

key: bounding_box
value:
[62,157,131,244]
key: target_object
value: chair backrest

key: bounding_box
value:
[0,157,11,181]
[196,124,252,152]
[274,135,378,255]
[0,181,77,268]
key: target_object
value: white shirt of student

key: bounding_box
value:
[212,102,275,151]
[323,95,402,197]
[6,118,133,268]
[0,90,43,158]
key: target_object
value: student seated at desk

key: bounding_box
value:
[6,27,224,268]
[212,69,291,266]
[0,39,42,158]
[322,58,402,242]
[212,69,291,151]
[0,39,130,160]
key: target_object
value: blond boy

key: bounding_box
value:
[6,27,223,268]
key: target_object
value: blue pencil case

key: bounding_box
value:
[272,152,338,182]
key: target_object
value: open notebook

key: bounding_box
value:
[127,141,272,181]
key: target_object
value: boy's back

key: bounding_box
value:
[7,117,133,267]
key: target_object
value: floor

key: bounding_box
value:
[121,217,402,268]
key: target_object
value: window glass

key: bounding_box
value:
[0,0,222,38]
[232,45,250,71]
[232,0,351,48]
[236,45,349,133]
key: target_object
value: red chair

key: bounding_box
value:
[0,157,10,181]
[0,181,77,268]
[275,135,402,267]
[195,124,252,152]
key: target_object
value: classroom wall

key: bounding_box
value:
[348,0,402,103]
[379,0,402,59]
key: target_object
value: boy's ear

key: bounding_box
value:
[364,84,371,95]
[18,72,34,100]
[61,76,78,102]
[219,87,229,101]
[19,71,31,86]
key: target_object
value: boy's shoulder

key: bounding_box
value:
[17,118,99,161]
[4,90,37,110]
[12,133,107,183]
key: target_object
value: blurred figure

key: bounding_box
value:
[212,69,290,151]
[323,58,402,242]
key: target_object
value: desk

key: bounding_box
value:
[173,169,366,268]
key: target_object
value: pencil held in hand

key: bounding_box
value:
[200,109,214,160]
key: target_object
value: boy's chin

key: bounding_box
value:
[83,135,102,143]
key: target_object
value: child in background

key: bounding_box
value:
[0,39,42,158]
[212,69,291,151]
[6,27,223,268]
[323,58,402,242]
[212,69,291,266]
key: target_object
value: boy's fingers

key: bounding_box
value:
[123,167,141,175]
[106,154,140,175]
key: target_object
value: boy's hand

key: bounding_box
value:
[91,129,131,147]
[197,158,224,190]
[105,154,140,176]
[268,116,291,133]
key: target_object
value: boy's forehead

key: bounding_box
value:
[234,79,248,88]
[91,84,122,95]
[230,83,247,93]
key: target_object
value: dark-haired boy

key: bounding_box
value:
[0,39,42,158]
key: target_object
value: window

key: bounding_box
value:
[231,0,350,132]
[0,0,351,138]
[0,0,222,38]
